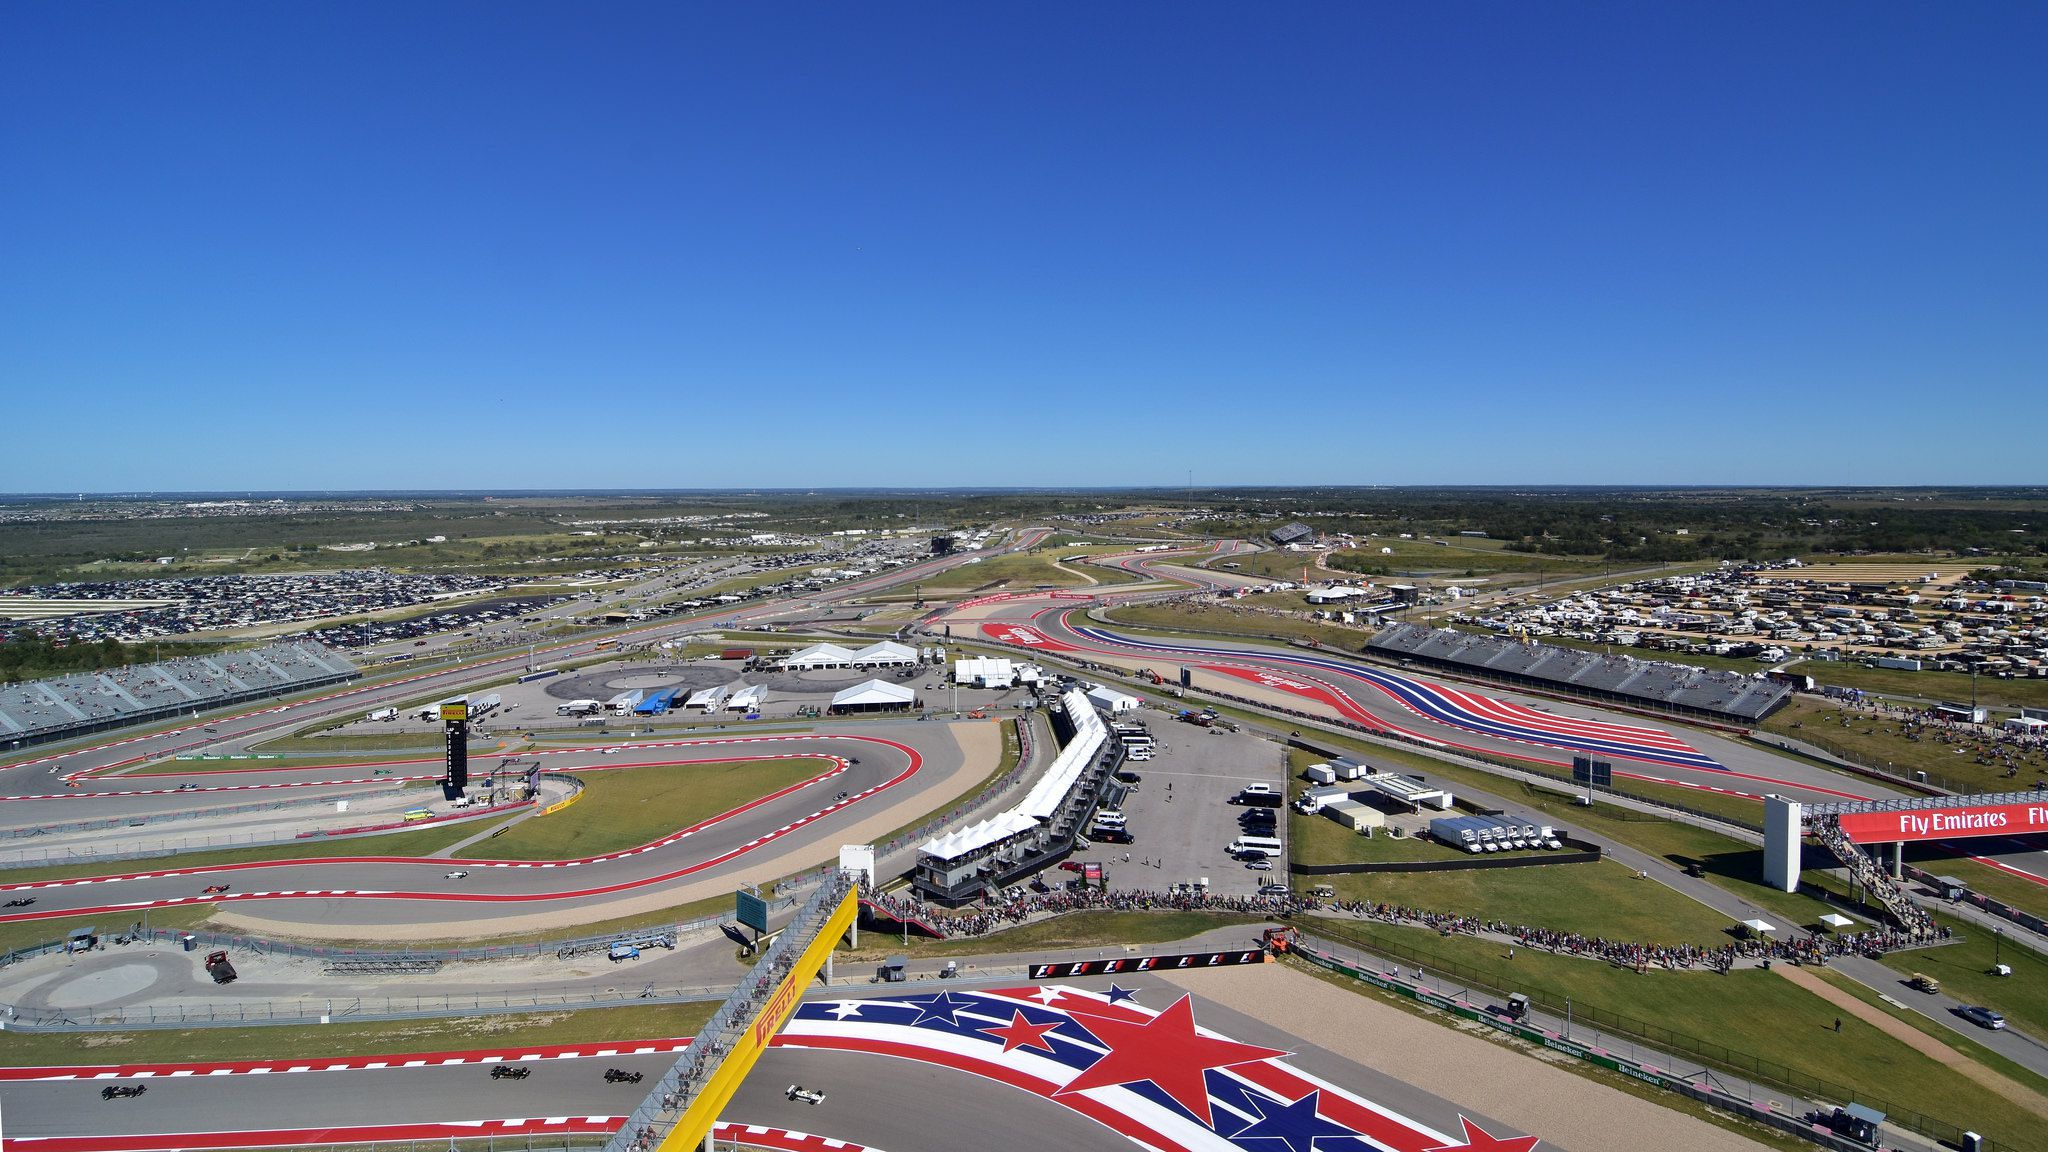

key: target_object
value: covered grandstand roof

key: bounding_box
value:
[1270,522,1314,545]
[0,641,358,744]
[1366,622,1790,722]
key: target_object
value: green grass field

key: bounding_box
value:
[0,1001,717,1067]
[1787,659,2048,713]
[1302,917,2047,1151]
[913,548,1142,593]
[1100,600,1370,650]
[0,903,219,959]
[458,757,830,861]
[1760,696,2048,793]
[1312,859,1748,944]
[1325,536,1638,580]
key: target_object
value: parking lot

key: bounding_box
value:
[1078,712,1287,897]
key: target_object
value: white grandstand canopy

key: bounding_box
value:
[852,640,918,666]
[919,688,1106,862]
[831,679,915,708]
[782,643,857,669]
[920,812,1038,862]
[954,656,1015,687]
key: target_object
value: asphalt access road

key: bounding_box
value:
[0,727,963,929]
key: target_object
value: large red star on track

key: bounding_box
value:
[1424,1115,1541,1152]
[980,1009,1062,1054]
[1053,994,1288,1124]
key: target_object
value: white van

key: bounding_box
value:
[1093,809,1127,826]
[1227,835,1283,859]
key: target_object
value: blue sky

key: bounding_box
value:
[3,3,2042,491]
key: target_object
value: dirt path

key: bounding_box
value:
[1164,963,1774,1152]
[1774,965,2048,1114]
[215,722,1003,942]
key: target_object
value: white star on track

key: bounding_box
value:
[1030,987,1065,1004]
[827,1001,866,1020]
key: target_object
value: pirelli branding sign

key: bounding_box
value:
[440,703,468,723]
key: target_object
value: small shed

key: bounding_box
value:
[878,955,909,983]
[65,926,99,953]
[1322,799,1386,835]
[1085,686,1140,716]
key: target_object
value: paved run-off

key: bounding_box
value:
[1163,962,1775,1152]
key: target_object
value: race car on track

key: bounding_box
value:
[4,897,35,907]
[445,870,470,880]
[101,1085,147,1100]
[202,884,230,894]
[786,1085,826,1105]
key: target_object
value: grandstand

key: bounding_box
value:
[1365,623,1790,725]
[912,688,1113,906]
[0,641,358,749]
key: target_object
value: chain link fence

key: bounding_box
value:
[1302,923,2000,1152]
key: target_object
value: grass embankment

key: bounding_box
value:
[1304,917,2048,1152]
[0,1002,718,1067]
[1100,600,1371,650]
[0,904,220,958]
[1760,697,2048,794]
[1787,659,2048,714]
[1324,536,1637,580]
[0,814,525,885]
[459,757,830,861]
[1318,861,1749,945]
[836,910,1259,963]
[915,549,1141,594]
[1809,967,2048,1104]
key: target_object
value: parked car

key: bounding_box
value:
[1245,859,1274,871]
[1258,883,1291,897]
[1958,1005,2007,1030]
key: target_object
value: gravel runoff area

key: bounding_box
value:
[209,720,1004,943]
[1162,962,1776,1152]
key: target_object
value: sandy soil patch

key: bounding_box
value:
[1162,963,1774,1152]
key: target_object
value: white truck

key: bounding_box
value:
[366,707,398,723]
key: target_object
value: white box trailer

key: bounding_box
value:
[366,707,398,723]
[414,694,467,722]
[1304,764,1338,786]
